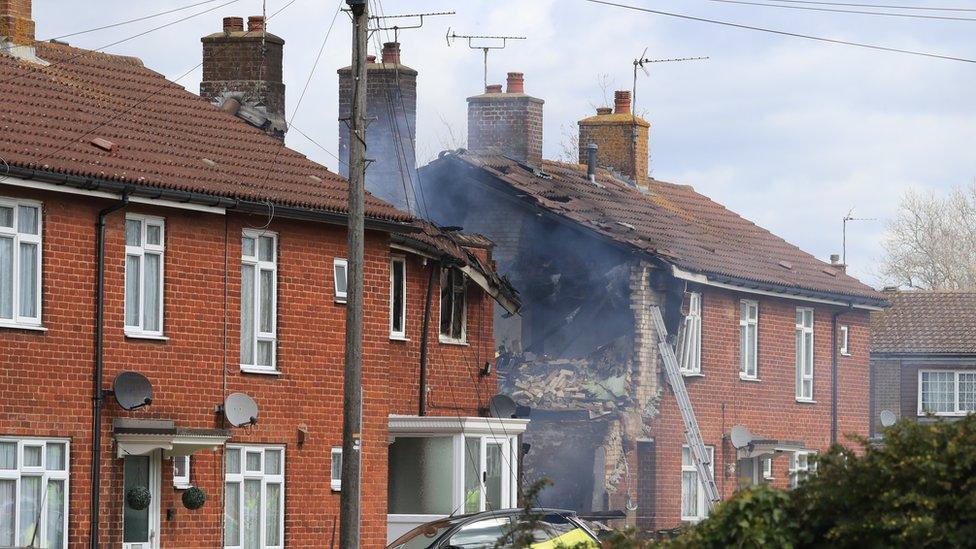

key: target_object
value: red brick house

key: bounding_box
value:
[415,76,887,531]
[0,5,523,548]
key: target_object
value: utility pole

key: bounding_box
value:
[341,0,367,548]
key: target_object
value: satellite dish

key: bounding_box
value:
[489,394,517,419]
[224,393,259,427]
[112,371,153,411]
[880,410,897,428]
[730,425,754,449]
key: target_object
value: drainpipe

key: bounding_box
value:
[830,304,853,445]
[418,261,437,416]
[90,193,129,549]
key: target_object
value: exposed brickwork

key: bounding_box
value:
[0,185,497,548]
[467,76,544,166]
[577,94,650,189]
[337,44,418,213]
[0,0,34,44]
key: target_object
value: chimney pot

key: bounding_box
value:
[614,90,631,114]
[367,54,377,63]
[596,107,612,115]
[223,16,244,32]
[247,15,265,32]
[830,254,841,265]
[485,84,503,94]
[586,143,598,182]
[506,72,524,94]
[381,42,401,64]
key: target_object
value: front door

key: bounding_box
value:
[122,452,160,549]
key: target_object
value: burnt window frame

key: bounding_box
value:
[439,267,467,344]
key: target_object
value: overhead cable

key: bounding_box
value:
[698,0,976,21]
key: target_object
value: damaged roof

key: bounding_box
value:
[0,41,408,222]
[871,291,976,356]
[430,151,884,306]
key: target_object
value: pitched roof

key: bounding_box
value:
[0,42,408,222]
[431,152,883,305]
[871,291,976,355]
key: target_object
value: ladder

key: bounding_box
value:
[650,305,720,508]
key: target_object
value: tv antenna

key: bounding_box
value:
[842,208,876,266]
[369,11,454,43]
[632,48,708,114]
[446,29,526,90]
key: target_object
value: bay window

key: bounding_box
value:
[224,446,284,549]
[241,231,277,372]
[919,370,976,416]
[795,308,814,401]
[0,199,42,328]
[124,215,164,337]
[0,439,68,549]
[739,300,758,379]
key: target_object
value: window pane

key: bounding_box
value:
[123,456,150,543]
[257,341,273,367]
[0,442,15,469]
[19,476,41,546]
[804,333,814,375]
[266,483,281,546]
[45,443,65,471]
[46,479,65,549]
[485,443,503,512]
[258,236,274,262]
[17,206,38,235]
[246,452,262,473]
[388,436,454,515]
[331,450,342,483]
[241,265,254,365]
[921,372,954,413]
[224,482,240,546]
[242,236,255,257]
[739,324,747,374]
[125,219,141,246]
[464,437,481,513]
[0,479,14,546]
[226,448,241,475]
[681,471,698,518]
[18,243,37,319]
[451,284,464,339]
[146,224,161,246]
[334,261,347,296]
[243,480,261,549]
[0,207,11,228]
[125,255,140,327]
[748,325,757,376]
[143,253,161,332]
[174,455,188,480]
[392,261,404,333]
[259,269,274,333]
[440,272,452,336]
[24,446,41,467]
[959,373,976,412]
[0,237,12,319]
[265,449,281,476]
[681,446,692,467]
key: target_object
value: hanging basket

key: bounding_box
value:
[182,486,207,510]
[126,486,152,511]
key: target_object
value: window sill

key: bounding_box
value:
[795,399,817,404]
[335,297,347,305]
[240,367,283,376]
[125,331,169,341]
[438,338,468,346]
[681,372,704,378]
[389,335,409,342]
[840,352,851,357]
[331,485,341,492]
[739,375,761,382]
[174,483,191,490]
[0,322,47,332]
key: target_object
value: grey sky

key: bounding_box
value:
[33,0,976,286]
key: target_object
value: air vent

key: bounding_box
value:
[778,260,793,270]
[90,137,115,152]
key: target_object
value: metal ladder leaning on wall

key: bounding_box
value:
[650,305,721,509]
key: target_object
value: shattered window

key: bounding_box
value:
[440,268,466,342]
[676,293,702,374]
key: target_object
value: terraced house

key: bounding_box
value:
[0,4,523,548]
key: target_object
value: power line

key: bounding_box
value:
[765,0,976,12]
[583,0,976,63]
[47,0,229,40]
[697,0,976,21]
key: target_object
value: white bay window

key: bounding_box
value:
[224,446,284,549]
[124,215,164,337]
[0,199,42,328]
[241,231,277,372]
[0,439,68,549]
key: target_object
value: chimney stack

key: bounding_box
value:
[830,254,847,273]
[0,0,34,46]
[201,15,286,140]
[467,71,544,166]
[577,89,650,190]
[338,42,418,212]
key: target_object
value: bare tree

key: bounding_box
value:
[881,183,976,290]
[556,123,579,164]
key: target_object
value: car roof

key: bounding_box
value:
[451,508,579,522]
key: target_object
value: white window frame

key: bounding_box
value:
[839,325,850,356]
[172,455,191,489]
[330,447,342,491]
[918,370,976,417]
[788,450,816,489]
[333,258,348,303]
[438,267,467,344]
[224,445,285,549]
[680,444,714,523]
[124,214,165,338]
[0,438,69,549]
[0,198,43,328]
[762,456,774,480]
[390,256,407,340]
[241,230,278,373]
[795,308,815,402]
[739,299,759,380]
[677,292,702,375]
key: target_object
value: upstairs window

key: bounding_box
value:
[795,308,815,401]
[241,231,277,372]
[739,300,758,379]
[839,325,850,356]
[390,257,406,339]
[124,215,165,337]
[439,267,466,343]
[0,199,42,327]
[333,258,348,303]
[676,292,702,374]
[919,370,976,416]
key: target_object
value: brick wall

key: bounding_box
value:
[0,0,34,44]
[870,358,902,436]
[0,184,497,548]
[467,78,544,166]
[644,285,872,530]
[577,94,649,188]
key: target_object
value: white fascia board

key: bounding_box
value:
[1,175,226,215]
[671,264,883,311]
